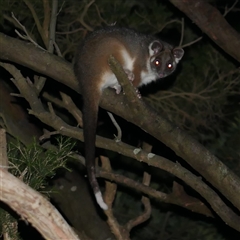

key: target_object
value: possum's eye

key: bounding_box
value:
[167,63,173,69]
[154,59,161,66]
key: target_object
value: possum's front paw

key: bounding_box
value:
[135,88,142,99]
[113,84,122,94]
[124,69,135,82]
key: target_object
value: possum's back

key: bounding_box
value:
[74,27,152,90]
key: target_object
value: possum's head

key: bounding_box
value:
[149,41,184,79]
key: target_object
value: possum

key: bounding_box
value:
[74,27,184,210]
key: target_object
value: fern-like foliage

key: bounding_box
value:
[7,136,74,192]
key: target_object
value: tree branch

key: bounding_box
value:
[0,168,80,239]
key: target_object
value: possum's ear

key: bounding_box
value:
[173,48,184,63]
[149,41,163,56]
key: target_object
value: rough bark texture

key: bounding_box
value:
[0,168,80,240]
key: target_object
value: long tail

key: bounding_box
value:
[82,93,108,210]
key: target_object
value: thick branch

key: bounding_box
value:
[0,33,76,90]
[169,0,240,63]
[0,168,79,239]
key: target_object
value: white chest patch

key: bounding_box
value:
[140,71,158,86]
[121,49,135,71]
[139,58,158,86]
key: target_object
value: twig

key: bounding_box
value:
[48,102,55,114]
[39,130,60,141]
[56,27,85,35]
[42,0,51,40]
[42,91,83,127]
[159,19,182,32]
[125,171,152,231]
[107,112,122,142]
[223,0,239,17]
[10,93,22,98]
[181,36,202,48]
[101,157,114,202]
[11,12,46,51]
[60,92,83,126]
[57,1,65,15]
[79,0,95,31]
[54,41,63,56]
[179,18,184,47]
[35,0,59,93]
[23,0,48,47]
[48,0,58,52]
[94,3,109,25]
[101,156,117,208]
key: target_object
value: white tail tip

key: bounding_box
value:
[95,191,108,210]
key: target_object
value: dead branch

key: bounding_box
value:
[0,169,80,239]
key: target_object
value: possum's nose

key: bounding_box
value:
[158,73,165,78]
